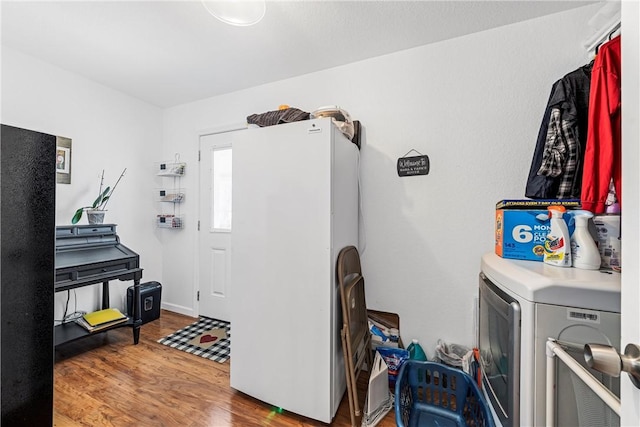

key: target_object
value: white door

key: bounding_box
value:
[198,132,235,321]
[620,2,640,424]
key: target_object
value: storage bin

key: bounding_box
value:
[395,360,495,427]
[127,281,162,324]
[434,339,472,369]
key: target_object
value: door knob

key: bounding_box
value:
[584,343,640,389]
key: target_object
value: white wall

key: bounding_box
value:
[1,47,163,321]
[162,4,604,353]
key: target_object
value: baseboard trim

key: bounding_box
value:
[161,302,196,318]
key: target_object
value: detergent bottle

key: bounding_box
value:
[407,339,428,361]
[570,210,601,270]
[543,205,572,267]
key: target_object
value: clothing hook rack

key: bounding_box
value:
[595,21,621,54]
[585,18,621,56]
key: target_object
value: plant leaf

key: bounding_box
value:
[71,208,84,224]
[92,186,111,208]
[92,194,103,208]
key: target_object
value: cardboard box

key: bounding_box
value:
[367,309,403,350]
[495,199,581,209]
[495,209,575,261]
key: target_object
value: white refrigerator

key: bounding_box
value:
[230,118,359,423]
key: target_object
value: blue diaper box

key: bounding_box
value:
[495,200,578,261]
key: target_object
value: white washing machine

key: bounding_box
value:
[479,252,621,427]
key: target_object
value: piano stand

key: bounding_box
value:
[54,224,143,348]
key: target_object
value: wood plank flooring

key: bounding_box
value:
[54,310,397,427]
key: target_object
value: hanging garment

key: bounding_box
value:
[538,106,578,197]
[526,63,592,199]
[581,36,621,214]
[525,81,560,198]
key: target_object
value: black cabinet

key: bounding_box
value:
[1,124,56,426]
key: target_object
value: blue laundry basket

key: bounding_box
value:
[395,360,495,427]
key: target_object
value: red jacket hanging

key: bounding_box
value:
[581,36,621,214]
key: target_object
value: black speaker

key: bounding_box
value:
[127,281,162,324]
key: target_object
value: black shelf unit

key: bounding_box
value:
[54,317,136,347]
[53,268,143,347]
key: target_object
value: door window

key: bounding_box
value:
[211,147,232,231]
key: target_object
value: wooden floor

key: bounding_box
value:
[54,310,397,427]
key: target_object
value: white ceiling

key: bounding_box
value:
[1,1,596,108]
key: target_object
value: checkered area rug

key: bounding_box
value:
[157,316,231,363]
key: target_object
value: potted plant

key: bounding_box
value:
[71,168,127,224]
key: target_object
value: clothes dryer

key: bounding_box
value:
[479,252,621,427]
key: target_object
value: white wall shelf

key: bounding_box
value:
[155,161,185,177]
[155,188,185,203]
[155,155,185,230]
[156,214,184,229]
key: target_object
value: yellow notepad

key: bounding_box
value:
[77,316,128,332]
[83,308,126,327]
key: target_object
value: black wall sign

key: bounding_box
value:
[397,155,430,177]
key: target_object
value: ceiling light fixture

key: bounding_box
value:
[201,0,266,27]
